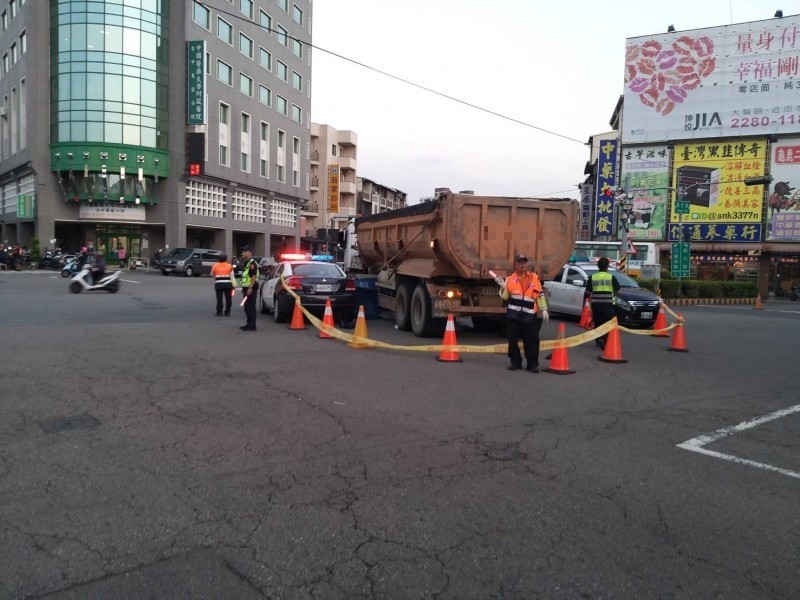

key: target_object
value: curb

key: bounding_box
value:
[665,297,757,306]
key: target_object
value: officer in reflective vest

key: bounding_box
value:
[210,253,235,317]
[498,253,549,372]
[586,256,620,350]
[239,245,260,331]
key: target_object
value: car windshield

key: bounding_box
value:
[583,269,640,288]
[167,248,192,259]
[293,263,343,277]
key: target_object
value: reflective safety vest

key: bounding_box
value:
[211,262,234,286]
[503,272,545,322]
[240,258,258,287]
[590,271,614,304]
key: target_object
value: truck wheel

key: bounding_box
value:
[411,284,437,337]
[395,283,412,331]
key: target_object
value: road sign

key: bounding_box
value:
[675,200,691,214]
[671,242,690,277]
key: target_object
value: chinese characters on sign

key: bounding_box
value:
[620,146,670,240]
[187,41,206,126]
[593,140,618,237]
[767,138,800,241]
[16,194,34,219]
[623,17,800,142]
[78,203,146,222]
[328,165,340,213]
[669,140,766,242]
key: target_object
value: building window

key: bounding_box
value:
[259,47,272,71]
[242,112,250,133]
[241,152,249,172]
[1,11,6,32]
[292,137,300,187]
[19,31,25,56]
[239,33,253,59]
[10,43,16,65]
[277,0,288,12]
[291,71,302,92]
[205,51,211,74]
[240,0,254,19]
[260,159,268,178]
[258,85,271,107]
[239,73,253,97]
[217,60,232,86]
[259,9,272,34]
[217,17,233,45]
[276,95,287,116]
[9,0,15,19]
[292,4,303,25]
[260,121,270,179]
[276,60,288,81]
[276,24,287,46]
[261,122,269,142]
[291,104,301,124]
[277,129,286,183]
[291,38,303,59]
[219,144,229,166]
[331,144,337,156]
[220,102,230,125]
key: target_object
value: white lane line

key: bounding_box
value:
[677,404,800,480]
[121,279,141,284]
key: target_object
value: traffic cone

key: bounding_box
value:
[652,303,670,337]
[753,294,763,310]
[544,322,575,374]
[668,314,689,352]
[597,321,627,363]
[288,299,307,330]
[318,299,334,339]
[436,314,462,362]
[579,298,593,329]
[348,305,369,349]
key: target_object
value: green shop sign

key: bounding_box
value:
[17,194,35,219]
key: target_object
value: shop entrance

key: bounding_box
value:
[96,224,142,265]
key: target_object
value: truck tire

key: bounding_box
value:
[395,283,413,331]
[410,284,445,337]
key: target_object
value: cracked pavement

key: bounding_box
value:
[1,272,798,598]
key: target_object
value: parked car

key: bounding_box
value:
[259,258,356,323]
[160,248,222,276]
[544,263,661,327]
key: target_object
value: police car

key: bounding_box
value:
[259,253,356,323]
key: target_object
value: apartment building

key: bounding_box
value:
[0,0,311,261]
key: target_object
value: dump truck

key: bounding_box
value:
[344,189,579,337]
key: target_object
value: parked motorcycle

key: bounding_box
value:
[38,250,68,270]
[791,284,799,302]
[60,257,81,278]
[69,265,121,294]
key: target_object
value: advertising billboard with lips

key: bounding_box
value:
[767,139,800,241]
[622,16,800,143]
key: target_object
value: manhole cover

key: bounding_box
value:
[485,449,527,462]
[38,415,101,434]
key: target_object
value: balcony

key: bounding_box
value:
[310,176,319,190]
[301,201,319,214]
[338,156,357,171]
[339,181,357,196]
[310,150,319,164]
[337,130,357,147]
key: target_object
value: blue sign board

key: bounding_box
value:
[593,140,618,237]
[187,41,206,125]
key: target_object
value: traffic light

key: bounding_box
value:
[187,132,205,177]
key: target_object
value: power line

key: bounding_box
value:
[199,2,586,145]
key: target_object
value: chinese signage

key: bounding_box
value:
[623,17,800,142]
[16,194,34,219]
[187,40,206,125]
[668,140,766,242]
[620,145,670,240]
[578,183,593,240]
[328,165,340,213]
[79,203,146,222]
[593,140,618,237]
[767,138,800,241]
[671,242,690,277]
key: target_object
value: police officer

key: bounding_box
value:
[211,253,235,317]
[239,245,259,331]
[586,256,620,350]
[498,254,548,372]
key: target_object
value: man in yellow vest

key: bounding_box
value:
[498,254,548,372]
[238,245,260,331]
[586,256,620,350]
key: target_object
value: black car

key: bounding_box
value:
[259,260,356,323]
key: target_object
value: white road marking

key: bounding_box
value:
[120,279,141,284]
[677,404,800,480]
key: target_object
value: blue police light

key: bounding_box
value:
[311,254,334,262]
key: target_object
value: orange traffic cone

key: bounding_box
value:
[753,294,763,310]
[652,303,670,337]
[437,314,462,362]
[598,321,627,363]
[544,322,575,374]
[579,298,593,329]
[318,299,334,339]
[668,314,689,352]
[288,298,307,330]
[348,305,369,349]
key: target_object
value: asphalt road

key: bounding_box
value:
[1,269,798,599]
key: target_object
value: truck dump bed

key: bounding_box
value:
[355,190,578,281]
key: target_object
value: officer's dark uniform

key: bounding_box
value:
[586,258,620,349]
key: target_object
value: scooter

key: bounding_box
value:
[69,265,122,293]
[791,285,799,302]
[61,257,81,278]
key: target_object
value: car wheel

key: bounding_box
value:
[161,270,169,276]
[395,282,412,331]
[184,265,194,277]
[260,289,269,314]
[274,294,288,323]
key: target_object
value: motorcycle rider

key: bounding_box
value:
[91,250,106,282]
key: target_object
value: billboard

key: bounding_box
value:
[667,140,766,242]
[622,16,800,142]
[620,146,670,240]
[593,140,618,237]
[767,139,800,241]
[328,165,340,212]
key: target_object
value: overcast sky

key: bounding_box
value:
[310,0,800,203]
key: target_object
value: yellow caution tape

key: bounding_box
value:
[280,276,683,354]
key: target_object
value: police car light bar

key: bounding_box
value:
[311,254,334,261]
